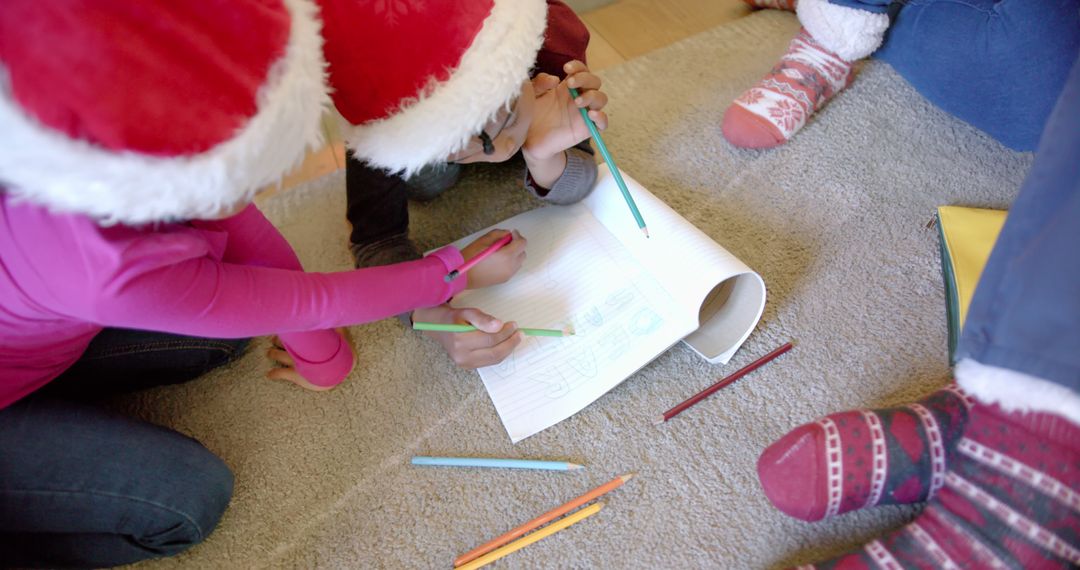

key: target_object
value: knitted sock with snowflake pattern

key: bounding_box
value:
[794,401,1080,569]
[722,27,853,149]
[758,385,973,522]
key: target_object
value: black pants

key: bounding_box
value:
[345,150,411,247]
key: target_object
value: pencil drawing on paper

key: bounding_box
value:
[528,345,598,399]
[459,166,765,442]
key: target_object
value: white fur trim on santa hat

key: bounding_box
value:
[342,0,547,176]
[797,0,889,63]
[0,0,331,225]
[956,358,1080,427]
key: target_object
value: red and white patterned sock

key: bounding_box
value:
[721,28,852,149]
[795,402,1080,569]
[758,385,973,522]
[743,0,797,11]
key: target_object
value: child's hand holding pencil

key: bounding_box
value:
[523,60,609,162]
[412,229,526,369]
[410,305,523,369]
[457,229,527,289]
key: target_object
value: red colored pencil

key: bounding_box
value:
[445,232,514,282]
[654,341,794,424]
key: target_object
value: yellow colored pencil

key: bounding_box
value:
[455,502,605,570]
[455,474,632,566]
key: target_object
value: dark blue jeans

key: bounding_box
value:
[833,0,1080,151]
[957,53,1080,392]
[0,329,249,568]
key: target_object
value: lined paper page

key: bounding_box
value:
[583,165,754,322]
[450,204,697,443]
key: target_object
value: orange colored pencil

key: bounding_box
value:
[453,473,634,567]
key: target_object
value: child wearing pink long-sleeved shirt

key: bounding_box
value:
[0,198,518,404]
[0,0,544,566]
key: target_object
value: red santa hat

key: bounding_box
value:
[0,0,330,225]
[318,0,548,175]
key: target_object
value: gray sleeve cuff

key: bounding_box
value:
[524,146,598,205]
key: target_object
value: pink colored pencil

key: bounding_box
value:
[655,341,794,424]
[445,233,514,282]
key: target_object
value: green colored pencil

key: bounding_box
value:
[568,86,649,238]
[412,322,574,337]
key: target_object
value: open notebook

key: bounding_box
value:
[936,205,1007,363]
[448,165,766,442]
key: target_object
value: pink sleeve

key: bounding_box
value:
[65,240,465,386]
[14,204,466,389]
[191,204,304,269]
[192,205,353,386]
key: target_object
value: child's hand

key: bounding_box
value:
[460,229,527,289]
[522,60,609,161]
[412,305,523,368]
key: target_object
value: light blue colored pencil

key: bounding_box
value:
[410,456,584,471]
[568,86,649,238]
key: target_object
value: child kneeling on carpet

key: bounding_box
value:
[318,0,609,368]
[0,0,532,566]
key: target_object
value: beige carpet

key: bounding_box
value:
[563,0,617,13]
[122,10,1033,569]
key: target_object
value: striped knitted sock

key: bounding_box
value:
[796,402,1080,569]
[758,385,972,522]
[721,28,852,149]
[743,0,797,11]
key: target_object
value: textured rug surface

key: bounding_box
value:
[563,0,617,13]
[124,10,1032,569]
